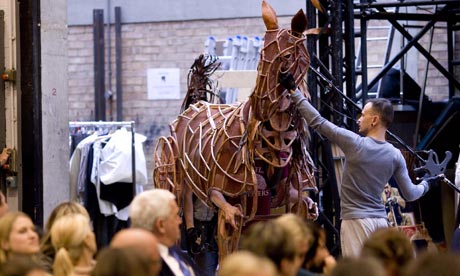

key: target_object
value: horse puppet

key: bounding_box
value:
[153,0,317,260]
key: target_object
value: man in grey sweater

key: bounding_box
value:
[279,72,436,256]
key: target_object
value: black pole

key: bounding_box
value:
[344,0,358,131]
[93,9,106,121]
[20,0,43,225]
[0,11,6,195]
[447,15,455,99]
[106,0,113,121]
[330,0,344,126]
[115,7,123,121]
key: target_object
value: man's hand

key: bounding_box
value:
[210,189,243,229]
[222,204,243,229]
[421,174,444,194]
[186,227,203,254]
[386,197,397,204]
[305,196,319,221]
[278,71,297,92]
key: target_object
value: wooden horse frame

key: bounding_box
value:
[154,0,317,261]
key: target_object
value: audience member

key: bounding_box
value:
[218,250,277,276]
[110,228,162,275]
[50,213,96,276]
[274,213,334,276]
[240,219,302,276]
[303,221,336,275]
[0,212,40,264]
[0,255,48,276]
[382,183,406,226]
[130,189,201,276]
[91,247,152,276]
[40,201,90,269]
[360,228,413,276]
[329,257,385,276]
[404,252,460,276]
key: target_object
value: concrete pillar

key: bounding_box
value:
[40,0,70,222]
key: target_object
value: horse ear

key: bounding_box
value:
[291,9,308,36]
[262,0,279,30]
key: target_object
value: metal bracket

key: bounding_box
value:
[1,69,16,82]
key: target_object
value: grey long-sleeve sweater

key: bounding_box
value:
[291,90,426,219]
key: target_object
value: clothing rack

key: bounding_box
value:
[69,121,136,195]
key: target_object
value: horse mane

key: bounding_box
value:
[181,54,222,112]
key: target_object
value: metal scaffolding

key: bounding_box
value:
[306,0,460,256]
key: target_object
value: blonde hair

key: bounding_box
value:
[275,213,313,248]
[45,202,89,232]
[40,202,89,260]
[0,211,32,264]
[51,213,92,276]
[218,250,277,276]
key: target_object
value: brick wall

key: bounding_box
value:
[68,17,292,186]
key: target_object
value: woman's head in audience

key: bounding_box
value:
[51,213,96,276]
[241,220,299,276]
[0,255,47,276]
[44,202,89,233]
[330,257,385,276]
[40,201,89,259]
[360,227,413,276]
[218,250,277,276]
[275,214,313,272]
[91,247,152,276]
[404,252,460,276]
[0,211,40,263]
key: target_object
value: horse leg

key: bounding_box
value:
[217,203,243,264]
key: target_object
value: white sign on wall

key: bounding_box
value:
[147,68,180,100]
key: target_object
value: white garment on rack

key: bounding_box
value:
[89,128,147,221]
[90,140,139,221]
[98,128,148,185]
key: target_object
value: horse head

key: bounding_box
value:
[249,0,311,169]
